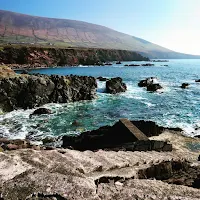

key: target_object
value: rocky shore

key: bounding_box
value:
[0,66,97,112]
[0,46,149,69]
[0,125,199,200]
[0,65,199,199]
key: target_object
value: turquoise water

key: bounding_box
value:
[0,59,200,142]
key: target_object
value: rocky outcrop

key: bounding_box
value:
[96,76,108,81]
[181,83,189,89]
[0,143,199,200]
[106,77,127,94]
[147,83,162,91]
[62,119,172,151]
[0,69,97,112]
[0,46,149,68]
[30,108,52,116]
[138,77,162,92]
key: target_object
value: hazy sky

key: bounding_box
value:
[0,0,200,55]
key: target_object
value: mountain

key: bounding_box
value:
[0,10,199,59]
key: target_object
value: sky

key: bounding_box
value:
[0,0,200,55]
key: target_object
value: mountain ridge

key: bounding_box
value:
[0,9,200,59]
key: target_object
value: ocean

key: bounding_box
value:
[0,59,200,142]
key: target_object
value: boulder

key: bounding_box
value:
[30,108,52,116]
[141,63,154,66]
[128,64,140,66]
[116,61,122,64]
[138,77,157,87]
[181,83,189,89]
[147,83,162,92]
[195,79,200,82]
[198,155,200,161]
[62,119,172,151]
[138,77,162,91]
[106,77,127,94]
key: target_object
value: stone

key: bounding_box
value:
[106,77,127,94]
[141,63,154,66]
[138,77,160,89]
[147,83,162,92]
[30,108,52,116]
[198,155,200,161]
[128,64,140,66]
[195,79,200,82]
[97,76,107,81]
[116,61,122,64]
[181,83,189,89]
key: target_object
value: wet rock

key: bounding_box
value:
[147,83,162,92]
[138,77,157,87]
[141,63,154,66]
[0,73,97,112]
[30,108,52,116]
[116,61,122,64]
[128,64,140,66]
[106,77,127,94]
[138,77,162,92]
[198,155,200,161]
[195,79,200,82]
[181,83,189,89]
[97,76,107,81]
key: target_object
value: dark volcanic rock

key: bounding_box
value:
[138,77,156,87]
[141,63,154,66]
[128,64,140,66]
[30,108,52,116]
[181,83,189,89]
[147,83,162,92]
[138,77,162,92]
[0,73,97,112]
[62,119,172,151]
[106,77,127,94]
[195,79,200,82]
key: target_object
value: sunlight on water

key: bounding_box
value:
[1,59,200,141]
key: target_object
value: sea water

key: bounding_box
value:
[0,59,200,142]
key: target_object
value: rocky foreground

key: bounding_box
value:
[0,129,199,200]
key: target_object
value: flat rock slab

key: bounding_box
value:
[119,119,149,141]
[0,148,199,200]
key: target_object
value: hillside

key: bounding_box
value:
[0,10,200,59]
